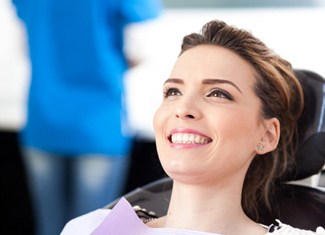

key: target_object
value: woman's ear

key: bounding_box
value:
[256,118,280,155]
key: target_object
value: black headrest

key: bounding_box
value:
[282,69,325,181]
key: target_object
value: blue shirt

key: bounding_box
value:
[12,0,162,156]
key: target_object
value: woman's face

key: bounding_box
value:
[153,45,267,185]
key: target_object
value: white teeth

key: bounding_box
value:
[171,133,210,144]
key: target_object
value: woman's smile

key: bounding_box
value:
[168,128,213,148]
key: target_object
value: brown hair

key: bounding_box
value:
[179,20,304,220]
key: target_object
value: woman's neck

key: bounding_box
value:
[149,180,266,235]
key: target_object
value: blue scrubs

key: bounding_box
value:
[13,0,162,156]
[12,1,162,235]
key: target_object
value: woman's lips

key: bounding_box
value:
[168,129,212,145]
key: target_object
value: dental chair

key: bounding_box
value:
[106,69,325,230]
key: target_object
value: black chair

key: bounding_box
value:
[106,69,325,230]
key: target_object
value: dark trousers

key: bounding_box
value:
[0,130,35,235]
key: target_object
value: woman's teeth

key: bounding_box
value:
[171,133,210,144]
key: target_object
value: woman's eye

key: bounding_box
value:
[207,89,234,100]
[163,88,181,98]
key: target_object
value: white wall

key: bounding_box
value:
[126,7,325,139]
[0,1,29,131]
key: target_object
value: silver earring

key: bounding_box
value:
[257,143,265,152]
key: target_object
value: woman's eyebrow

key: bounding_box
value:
[163,78,242,94]
[202,78,242,94]
[164,78,183,84]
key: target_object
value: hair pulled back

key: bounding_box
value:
[180,20,304,220]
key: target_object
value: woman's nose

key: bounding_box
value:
[176,112,195,119]
[175,99,202,120]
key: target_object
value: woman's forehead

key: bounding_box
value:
[170,45,257,89]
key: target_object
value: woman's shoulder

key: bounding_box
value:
[266,220,325,235]
[60,208,110,235]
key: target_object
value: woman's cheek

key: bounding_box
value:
[153,106,165,132]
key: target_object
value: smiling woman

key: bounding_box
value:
[61,20,324,235]
[153,19,304,223]
[154,45,269,190]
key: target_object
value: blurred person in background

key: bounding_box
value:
[11,0,162,235]
[0,1,34,234]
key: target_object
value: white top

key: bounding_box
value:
[61,198,325,235]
